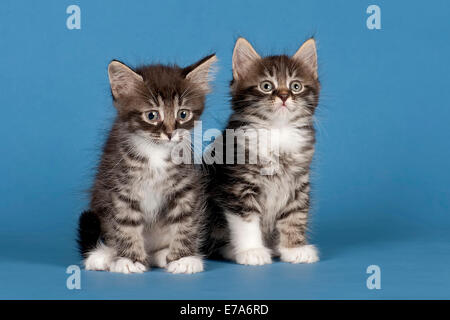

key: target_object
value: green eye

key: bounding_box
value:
[290,81,303,93]
[178,109,191,121]
[260,81,274,92]
[146,110,159,122]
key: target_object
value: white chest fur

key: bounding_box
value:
[256,124,311,229]
[129,135,173,222]
[237,124,309,164]
[267,118,311,154]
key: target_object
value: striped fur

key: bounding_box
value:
[78,55,216,274]
[205,38,320,265]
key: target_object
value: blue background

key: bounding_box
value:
[0,0,449,299]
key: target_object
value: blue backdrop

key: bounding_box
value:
[0,0,449,299]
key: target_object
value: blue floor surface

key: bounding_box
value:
[1,213,448,300]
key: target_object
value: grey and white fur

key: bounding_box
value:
[78,54,217,274]
[205,38,320,265]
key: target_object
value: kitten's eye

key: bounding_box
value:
[260,81,274,92]
[177,109,191,122]
[146,110,159,122]
[290,81,303,93]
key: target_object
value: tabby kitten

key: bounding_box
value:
[78,54,217,274]
[206,38,320,265]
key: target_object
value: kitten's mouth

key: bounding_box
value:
[274,97,291,109]
[275,102,290,110]
[153,137,180,143]
[151,136,186,145]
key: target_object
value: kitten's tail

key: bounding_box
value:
[77,210,101,258]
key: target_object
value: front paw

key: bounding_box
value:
[235,247,272,265]
[279,245,319,264]
[109,257,148,274]
[167,256,204,274]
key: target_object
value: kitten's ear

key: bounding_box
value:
[232,37,260,80]
[108,60,144,100]
[184,54,217,93]
[293,38,318,79]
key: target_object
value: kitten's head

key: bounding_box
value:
[230,38,319,123]
[108,54,217,143]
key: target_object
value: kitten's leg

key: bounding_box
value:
[105,199,149,273]
[165,192,204,274]
[226,213,272,265]
[106,223,148,273]
[222,181,272,265]
[276,184,319,264]
[165,216,204,274]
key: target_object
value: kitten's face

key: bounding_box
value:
[231,38,320,123]
[108,55,216,143]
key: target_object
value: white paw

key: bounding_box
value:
[279,245,319,264]
[167,256,204,274]
[84,244,114,271]
[109,257,147,274]
[151,248,169,268]
[235,247,272,265]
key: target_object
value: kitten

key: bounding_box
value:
[205,38,320,265]
[78,54,217,274]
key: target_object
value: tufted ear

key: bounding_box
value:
[293,38,318,79]
[108,60,144,100]
[232,37,261,80]
[184,54,217,93]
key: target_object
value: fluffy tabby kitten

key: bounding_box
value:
[206,38,320,265]
[78,54,216,274]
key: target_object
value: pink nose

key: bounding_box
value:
[278,93,289,103]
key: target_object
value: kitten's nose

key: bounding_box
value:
[277,89,290,103]
[162,123,175,140]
